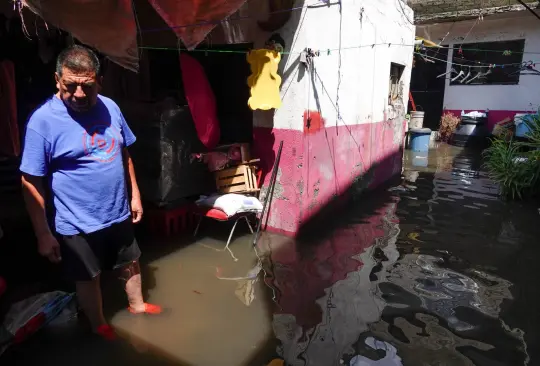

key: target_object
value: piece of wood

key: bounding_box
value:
[215,164,259,194]
[220,175,247,185]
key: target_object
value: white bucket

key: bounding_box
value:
[410,111,425,129]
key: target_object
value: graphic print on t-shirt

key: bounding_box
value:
[82,123,122,163]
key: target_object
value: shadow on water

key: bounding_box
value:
[2,143,539,366]
[250,143,539,366]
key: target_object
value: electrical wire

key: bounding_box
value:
[335,0,343,125]
[18,0,540,57]
[516,0,540,21]
[416,52,526,68]
[396,0,415,26]
[138,43,540,57]
[137,44,539,68]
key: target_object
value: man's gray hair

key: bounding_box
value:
[56,45,100,76]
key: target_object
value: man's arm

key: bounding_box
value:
[21,174,61,262]
[123,148,143,223]
[21,174,50,236]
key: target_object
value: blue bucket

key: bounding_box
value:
[409,128,432,152]
[412,151,429,167]
[515,114,536,138]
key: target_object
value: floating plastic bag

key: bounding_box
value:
[350,337,403,366]
[0,291,75,356]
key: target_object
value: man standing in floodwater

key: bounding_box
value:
[20,45,161,340]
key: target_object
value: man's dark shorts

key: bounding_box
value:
[58,219,141,281]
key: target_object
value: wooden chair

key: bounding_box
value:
[193,162,262,260]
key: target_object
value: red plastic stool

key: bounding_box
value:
[146,205,197,237]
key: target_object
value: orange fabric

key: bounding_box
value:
[23,0,138,71]
[148,0,247,50]
[0,60,19,157]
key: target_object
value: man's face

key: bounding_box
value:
[55,67,100,112]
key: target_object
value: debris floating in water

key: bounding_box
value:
[408,232,423,242]
[215,263,262,281]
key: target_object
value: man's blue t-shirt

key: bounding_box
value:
[20,95,136,235]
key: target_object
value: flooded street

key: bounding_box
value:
[2,144,539,366]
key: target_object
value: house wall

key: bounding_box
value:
[417,13,540,132]
[243,0,414,234]
[136,0,414,235]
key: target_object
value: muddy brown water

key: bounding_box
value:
[2,144,539,365]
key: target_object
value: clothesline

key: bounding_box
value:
[135,1,540,57]
[17,0,540,57]
[137,45,539,68]
[415,52,533,69]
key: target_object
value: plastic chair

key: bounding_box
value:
[192,166,262,260]
[146,204,196,237]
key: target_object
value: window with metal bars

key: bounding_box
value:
[450,39,525,85]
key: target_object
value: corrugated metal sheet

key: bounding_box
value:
[409,0,539,23]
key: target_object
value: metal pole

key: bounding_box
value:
[516,0,540,21]
[252,141,283,246]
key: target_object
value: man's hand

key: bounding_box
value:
[131,196,143,224]
[37,233,62,263]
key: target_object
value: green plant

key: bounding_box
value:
[483,111,540,199]
[520,113,540,148]
[483,139,540,199]
[438,112,460,142]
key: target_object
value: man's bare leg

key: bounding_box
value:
[121,261,146,312]
[76,275,107,331]
[120,261,162,314]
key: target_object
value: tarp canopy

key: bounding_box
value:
[22,0,248,72]
[148,0,248,50]
[23,0,139,71]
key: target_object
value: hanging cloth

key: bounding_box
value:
[179,53,220,149]
[0,60,20,157]
[148,0,248,50]
[22,0,138,72]
[247,49,282,110]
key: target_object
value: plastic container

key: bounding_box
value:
[451,114,490,147]
[412,152,429,167]
[514,113,535,138]
[409,127,431,152]
[410,111,425,129]
[461,116,487,125]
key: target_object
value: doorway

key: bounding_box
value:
[409,48,448,131]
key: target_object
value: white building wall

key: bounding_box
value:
[212,0,415,234]
[417,13,540,112]
[299,0,415,127]
[218,0,415,130]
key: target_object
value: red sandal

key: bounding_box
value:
[128,303,163,315]
[96,324,117,341]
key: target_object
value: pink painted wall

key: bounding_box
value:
[268,200,393,331]
[253,118,405,236]
[444,109,535,133]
